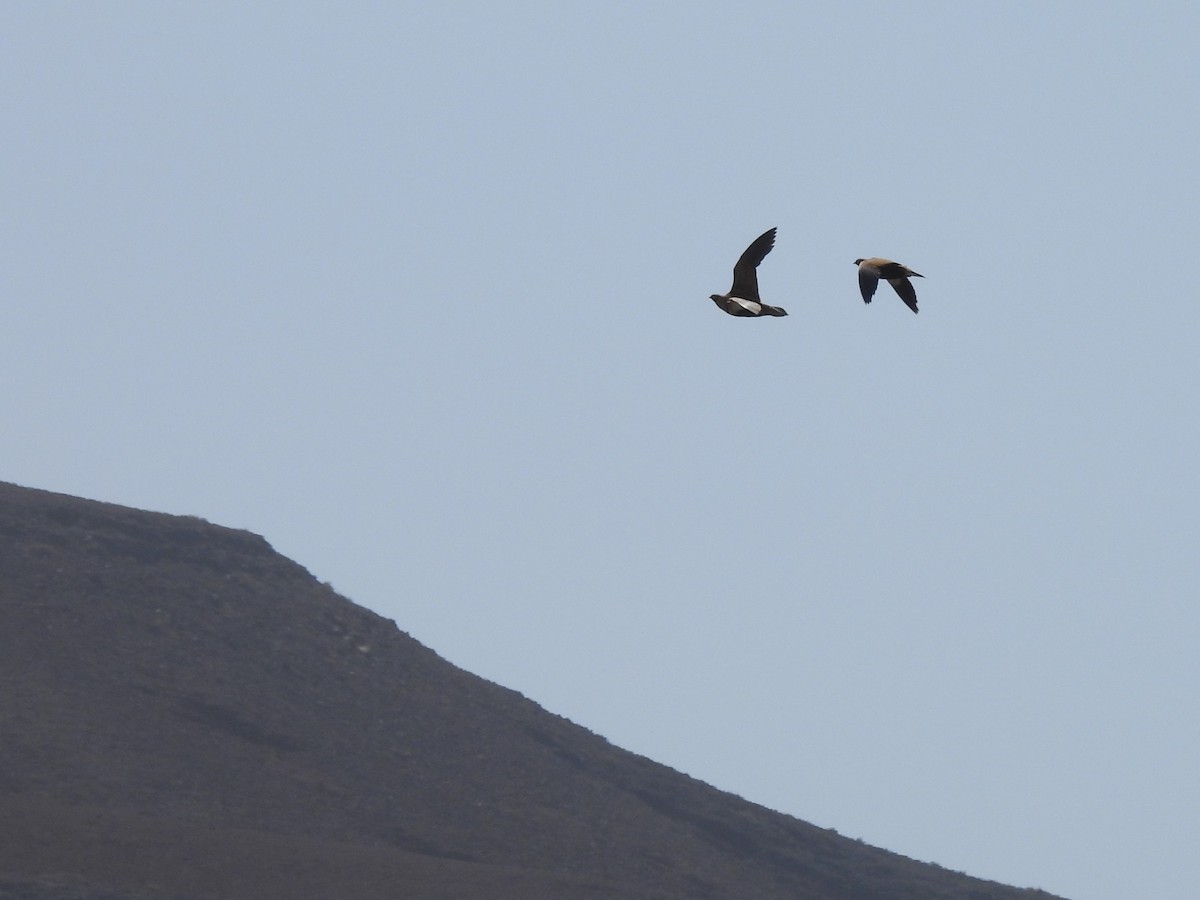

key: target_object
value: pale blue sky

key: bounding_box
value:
[4,4,1198,898]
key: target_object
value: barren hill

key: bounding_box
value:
[0,481,1062,900]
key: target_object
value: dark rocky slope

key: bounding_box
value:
[0,481,1062,900]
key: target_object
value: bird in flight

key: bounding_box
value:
[854,257,923,314]
[710,228,787,317]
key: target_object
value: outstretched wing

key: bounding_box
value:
[888,277,919,314]
[857,266,879,304]
[729,228,776,303]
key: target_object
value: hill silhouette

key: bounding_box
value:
[0,481,1063,900]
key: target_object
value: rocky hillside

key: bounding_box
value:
[0,481,1062,899]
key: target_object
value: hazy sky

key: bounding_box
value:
[4,4,1198,898]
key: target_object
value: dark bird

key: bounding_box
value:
[854,257,923,314]
[710,228,787,317]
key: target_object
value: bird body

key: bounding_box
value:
[855,257,923,314]
[710,229,787,317]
